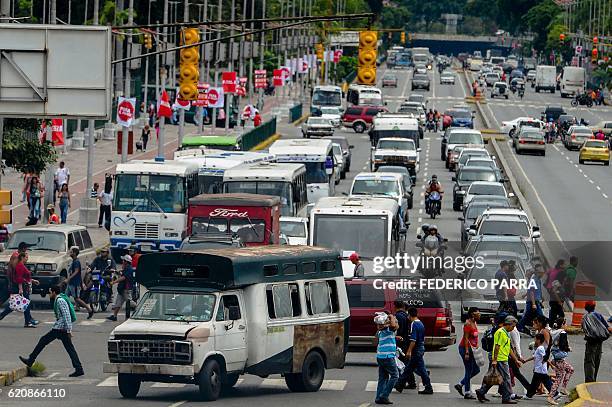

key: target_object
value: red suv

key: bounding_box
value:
[346,279,456,350]
[342,105,388,134]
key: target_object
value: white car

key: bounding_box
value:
[319,106,342,127]
[440,71,456,84]
[463,181,512,208]
[280,216,309,245]
[469,208,540,240]
[500,117,545,134]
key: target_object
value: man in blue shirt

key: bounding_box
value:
[65,247,93,319]
[405,307,433,395]
[518,264,545,333]
[374,312,399,405]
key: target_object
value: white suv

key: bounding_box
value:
[469,208,540,240]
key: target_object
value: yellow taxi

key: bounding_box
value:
[579,139,610,165]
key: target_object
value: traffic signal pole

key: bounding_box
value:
[121,0,134,164]
[178,0,188,147]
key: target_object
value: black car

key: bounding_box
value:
[458,198,511,248]
[543,105,566,122]
[452,166,502,211]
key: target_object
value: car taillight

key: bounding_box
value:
[571,134,576,139]
[519,139,525,144]
[538,140,545,145]
[435,312,447,328]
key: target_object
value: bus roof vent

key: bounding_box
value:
[343,198,363,207]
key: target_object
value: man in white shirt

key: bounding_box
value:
[54,161,70,205]
[98,190,112,231]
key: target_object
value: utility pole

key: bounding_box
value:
[177,0,188,147]
[157,0,169,158]
[197,0,208,134]
[225,0,235,134]
[248,0,255,107]
[121,0,134,163]
[258,0,266,110]
[0,0,8,187]
[212,0,221,133]
[115,0,124,101]
[143,0,154,123]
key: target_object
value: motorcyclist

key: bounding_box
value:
[434,110,441,130]
[579,117,588,126]
[425,175,444,213]
[421,224,444,255]
[595,129,605,140]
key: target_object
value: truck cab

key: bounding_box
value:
[103,246,349,401]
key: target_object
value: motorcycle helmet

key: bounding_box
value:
[421,223,430,234]
[429,224,438,232]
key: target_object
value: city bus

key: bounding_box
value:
[174,149,275,194]
[346,84,384,106]
[269,138,336,203]
[222,162,308,217]
[110,158,201,258]
[179,134,243,151]
[311,85,343,114]
[309,196,405,277]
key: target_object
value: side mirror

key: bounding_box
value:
[469,224,476,230]
[508,192,515,198]
[451,176,457,181]
[228,306,241,321]
[458,216,465,221]
[349,145,355,149]
[469,229,477,236]
[417,148,422,152]
[532,225,540,232]
[371,146,375,151]
[503,178,510,183]
[532,231,541,239]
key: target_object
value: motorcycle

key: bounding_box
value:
[510,84,517,94]
[518,86,525,99]
[571,93,593,107]
[415,232,447,278]
[88,260,115,312]
[426,191,442,219]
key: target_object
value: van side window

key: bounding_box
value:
[80,231,93,249]
[263,264,279,277]
[320,260,335,272]
[282,264,297,275]
[305,280,339,315]
[302,262,316,274]
[215,295,241,321]
[266,283,301,318]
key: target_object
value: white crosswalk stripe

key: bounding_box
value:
[260,378,346,391]
[365,381,450,393]
[151,383,188,388]
[97,375,118,387]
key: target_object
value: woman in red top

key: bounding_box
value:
[455,307,481,399]
[0,253,39,327]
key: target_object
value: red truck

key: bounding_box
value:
[188,193,281,246]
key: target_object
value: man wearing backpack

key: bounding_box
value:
[581,301,611,382]
[19,285,84,377]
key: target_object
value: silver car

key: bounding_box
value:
[301,117,334,138]
[513,128,546,156]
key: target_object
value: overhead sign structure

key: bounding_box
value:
[0,24,111,119]
[330,31,360,46]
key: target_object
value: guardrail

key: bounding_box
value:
[242,117,277,151]
[289,103,303,123]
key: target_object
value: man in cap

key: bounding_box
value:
[106,254,134,322]
[350,252,365,278]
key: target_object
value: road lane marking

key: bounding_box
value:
[596,186,601,190]
[418,217,422,223]
[365,381,449,393]
[589,179,594,183]
[97,375,118,387]
[419,209,423,214]
[261,378,346,391]
[603,193,608,199]
[168,402,187,407]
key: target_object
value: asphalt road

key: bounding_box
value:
[1,64,611,407]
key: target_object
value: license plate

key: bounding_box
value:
[92,275,100,281]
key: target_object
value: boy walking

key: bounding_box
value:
[523,333,557,405]
[405,307,434,395]
[374,312,399,405]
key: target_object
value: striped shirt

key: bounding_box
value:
[376,328,396,359]
[53,296,73,333]
[90,188,99,199]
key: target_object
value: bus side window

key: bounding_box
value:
[266,283,301,318]
[305,280,339,315]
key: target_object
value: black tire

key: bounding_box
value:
[605,161,610,166]
[453,200,461,211]
[571,99,578,107]
[340,170,346,180]
[353,122,365,133]
[198,359,223,401]
[285,351,325,393]
[40,292,47,298]
[505,95,508,99]
[118,374,141,399]
[579,159,584,164]
[587,100,593,108]
[535,87,539,93]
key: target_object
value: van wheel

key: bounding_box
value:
[285,351,325,392]
[198,359,223,401]
[118,374,141,399]
[353,122,365,133]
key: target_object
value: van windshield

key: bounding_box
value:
[351,179,399,197]
[132,291,216,322]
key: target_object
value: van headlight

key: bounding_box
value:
[165,232,179,238]
[114,231,128,236]
[173,341,192,362]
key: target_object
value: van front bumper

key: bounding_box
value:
[103,362,195,376]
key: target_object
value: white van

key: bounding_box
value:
[347,84,384,106]
[535,65,556,93]
[369,113,421,148]
[103,246,349,401]
[560,66,586,98]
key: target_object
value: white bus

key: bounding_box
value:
[174,149,275,194]
[560,66,586,98]
[311,85,343,113]
[223,162,308,217]
[269,138,336,203]
[111,158,201,256]
[310,196,404,277]
[347,84,384,106]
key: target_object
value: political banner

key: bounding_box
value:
[254,69,267,88]
[116,97,136,127]
[206,87,224,108]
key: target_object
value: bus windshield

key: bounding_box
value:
[224,181,292,216]
[313,214,388,259]
[198,174,224,194]
[113,174,187,213]
[312,90,342,106]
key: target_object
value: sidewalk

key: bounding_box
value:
[568,382,612,406]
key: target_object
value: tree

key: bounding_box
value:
[592,65,612,91]
[524,0,560,51]
[3,130,58,175]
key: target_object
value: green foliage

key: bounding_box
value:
[592,65,612,91]
[525,0,561,51]
[332,56,357,83]
[3,129,58,175]
[381,6,411,29]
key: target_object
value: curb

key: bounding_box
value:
[0,366,28,386]
[292,113,310,126]
[251,133,280,151]
[566,382,612,405]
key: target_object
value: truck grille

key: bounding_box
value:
[108,339,191,364]
[382,155,408,163]
[134,223,159,239]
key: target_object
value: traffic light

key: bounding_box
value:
[143,33,153,50]
[401,32,406,44]
[593,37,598,45]
[559,33,565,43]
[0,190,12,225]
[592,48,598,63]
[315,43,324,61]
[179,27,200,101]
[357,30,377,85]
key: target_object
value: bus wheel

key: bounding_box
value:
[285,351,325,392]
[118,374,141,399]
[222,373,240,392]
[198,359,223,401]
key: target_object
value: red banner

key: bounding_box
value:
[222,71,237,93]
[192,82,209,107]
[254,69,267,89]
[39,119,64,145]
[273,69,284,87]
